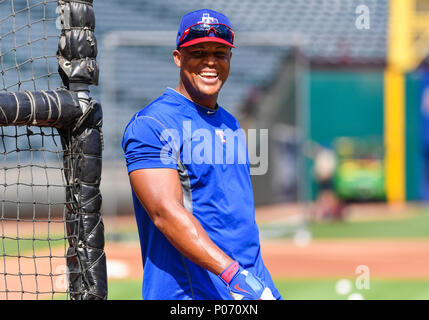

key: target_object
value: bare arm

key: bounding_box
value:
[129,168,234,275]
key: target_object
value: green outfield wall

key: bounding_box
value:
[309,70,385,143]
[304,69,422,201]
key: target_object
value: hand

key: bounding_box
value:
[219,261,275,300]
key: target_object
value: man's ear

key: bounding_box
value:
[173,49,182,68]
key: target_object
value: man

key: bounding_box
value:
[122,8,281,300]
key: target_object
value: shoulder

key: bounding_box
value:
[217,105,241,130]
[124,93,184,135]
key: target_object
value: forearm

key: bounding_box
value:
[152,202,234,275]
[128,168,275,300]
[129,169,233,276]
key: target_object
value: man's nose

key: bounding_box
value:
[204,54,217,65]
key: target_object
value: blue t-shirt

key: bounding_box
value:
[122,88,281,300]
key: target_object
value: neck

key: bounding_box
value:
[175,83,218,109]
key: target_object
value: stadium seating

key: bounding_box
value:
[4,0,388,160]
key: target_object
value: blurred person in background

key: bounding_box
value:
[313,146,345,221]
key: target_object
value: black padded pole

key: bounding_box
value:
[0,89,81,128]
[57,0,107,300]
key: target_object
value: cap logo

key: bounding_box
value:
[198,13,219,24]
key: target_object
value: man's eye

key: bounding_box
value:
[216,52,228,57]
[192,51,205,56]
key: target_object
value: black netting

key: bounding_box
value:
[0,0,106,300]
[0,0,61,92]
[0,125,74,299]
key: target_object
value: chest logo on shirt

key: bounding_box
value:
[215,129,227,143]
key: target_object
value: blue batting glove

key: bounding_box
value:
[219,261,275,300]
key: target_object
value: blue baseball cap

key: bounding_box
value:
[176,9,235,49]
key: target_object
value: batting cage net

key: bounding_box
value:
[0,0,107,300]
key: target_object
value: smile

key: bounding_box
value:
[198,72,219,84]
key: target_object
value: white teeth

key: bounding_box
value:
[200,72,218,77]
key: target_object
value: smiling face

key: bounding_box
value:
[173,42,232,109]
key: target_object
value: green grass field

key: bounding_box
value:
[259,205,429,239]
[309,209,429,238]
[0,235,66,256]
[105,206,429,300]
[106,278,429,300]
[276,279,429,300]
[4,204,429,300]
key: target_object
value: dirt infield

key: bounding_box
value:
[103,204,429,281]
[0,251,68,300]
[3,238,428,299]
[104,238,429,280]
[2,204,429,300]
[260,239,429,279]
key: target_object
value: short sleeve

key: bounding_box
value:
[122,116,179,173]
